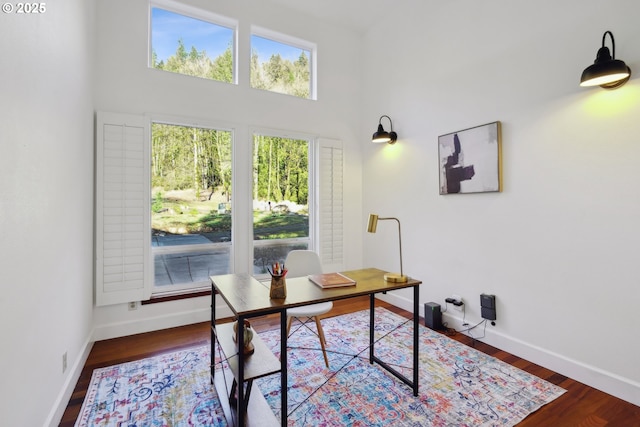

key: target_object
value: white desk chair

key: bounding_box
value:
[285,250,331,368]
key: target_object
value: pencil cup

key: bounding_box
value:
[270,275,287,299]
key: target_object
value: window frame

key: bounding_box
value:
[250,128,317,278]
[148,0,239,84]
[149,115,236,296]
[250,25,317,100]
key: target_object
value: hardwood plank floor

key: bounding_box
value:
[60,297,640,426]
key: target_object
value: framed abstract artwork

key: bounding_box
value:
[438,121,502,195]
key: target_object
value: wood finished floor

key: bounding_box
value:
[60,296,640,426]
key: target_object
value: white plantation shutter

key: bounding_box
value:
[96,112,151,306]
[317,138,344,272]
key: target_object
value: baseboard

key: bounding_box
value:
[92,304,232,342]
[44,335,93,427]
[377,291,640,407]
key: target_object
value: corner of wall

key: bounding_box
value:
[44,334,94,427]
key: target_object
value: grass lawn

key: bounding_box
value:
[152,196,308,241]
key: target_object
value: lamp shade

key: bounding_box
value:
[580,31,631,89]
[367,214,378,233]
[372,125,391,143]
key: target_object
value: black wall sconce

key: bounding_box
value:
[372,115,398,144]
[580,31,631,89]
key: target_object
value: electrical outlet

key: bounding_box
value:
[452,294,464,311]
[128,301,138,311]
[62,351,67,373]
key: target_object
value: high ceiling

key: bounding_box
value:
[267,0,397,33]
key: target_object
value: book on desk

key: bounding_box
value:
[308,272,356,289]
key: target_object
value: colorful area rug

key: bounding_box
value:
[75,345,226,426]
[76,308,565,426]
[257,308,565,426]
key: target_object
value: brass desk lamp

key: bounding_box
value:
[367,214,408,282]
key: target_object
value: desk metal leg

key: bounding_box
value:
[237,315,245,427]
[211,291,216,383]
[413,284,419,396]
[369,293,375,363]
[280,310,287,427]
[369,286,420,396]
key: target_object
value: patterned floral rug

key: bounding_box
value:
[257,307,565,426]
[76,308,565,426]
[75,345,226,427]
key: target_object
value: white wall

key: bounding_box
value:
[92,0,364,338]
[0,1,95,426]
[362,0,640,405]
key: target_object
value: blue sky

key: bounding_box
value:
[251,35,308,63]
[151,8,308,64]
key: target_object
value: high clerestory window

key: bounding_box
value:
[149,1,236,83]
[148,2,316,99]
[251,27,316,99]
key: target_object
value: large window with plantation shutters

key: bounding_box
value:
[95,112,344,306]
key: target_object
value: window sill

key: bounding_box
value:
[142,287,212,305]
